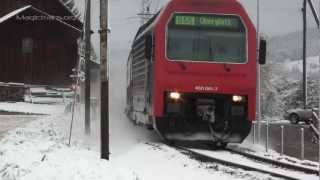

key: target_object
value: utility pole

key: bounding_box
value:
[100,0,109,160]
[256,0,261,144]
[84,0,91,135]
[303,0,307,109]
[302,0,320,109]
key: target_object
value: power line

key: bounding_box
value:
[140,0,153,25]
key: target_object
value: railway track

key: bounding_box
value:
[226,147,319,175]
[171,144,319,180]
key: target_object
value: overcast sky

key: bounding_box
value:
[239,0,319,36]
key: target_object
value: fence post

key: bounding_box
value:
[301,128,305,160]
[253,121,256,144]
[281,125,284,156]
[266,122,269,153]
[318,138,320,180]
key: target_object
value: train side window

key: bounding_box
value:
[145,34,153,60]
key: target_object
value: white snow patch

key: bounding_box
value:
[112,143,269,180]
[0,114,111,180]
[0,6,31,24]
[0,102,66,115]
[29,87,47,94]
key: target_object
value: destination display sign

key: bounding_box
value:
[174,14,240,29]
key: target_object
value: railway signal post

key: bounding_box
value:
[100,0,110,160]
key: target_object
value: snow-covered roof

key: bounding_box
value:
[0,5,81,33]
[0,5,31,24]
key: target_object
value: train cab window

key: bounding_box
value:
[167,14,247,63]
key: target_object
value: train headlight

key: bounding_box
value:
[169,92,181,100]
[232,95,245,102]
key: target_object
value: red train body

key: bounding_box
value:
[127,0,261,145]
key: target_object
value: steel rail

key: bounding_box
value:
[226,147,318,175]
[172,145,303,180]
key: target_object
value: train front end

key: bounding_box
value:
[152,0,258,144]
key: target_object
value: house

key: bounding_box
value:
[0,0,82,85]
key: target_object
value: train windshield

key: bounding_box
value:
[167,14,247,63]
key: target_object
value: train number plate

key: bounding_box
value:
[194,86,218,92]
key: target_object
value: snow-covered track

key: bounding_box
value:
[226,147,319,175]
[172,145,316,180]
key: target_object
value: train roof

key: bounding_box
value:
[134,10,161,40]
[134,0,243,40]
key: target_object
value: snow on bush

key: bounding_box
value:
[261,56,320,119]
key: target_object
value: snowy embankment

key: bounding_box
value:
[233,143,319,169]
[191,147,318,180]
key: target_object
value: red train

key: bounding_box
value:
[126,0,266,147]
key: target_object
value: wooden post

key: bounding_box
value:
[100,0,109,160]
[84,0,91,135]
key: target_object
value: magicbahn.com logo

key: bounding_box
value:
[16,15,78,21]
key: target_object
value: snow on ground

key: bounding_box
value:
[0,114,110,180]
[1,0,319,179]
[0,115,39,140]
[113,143,277,180]
[0,112,279,180]
[191,148,318,180]
[0,102,66,115]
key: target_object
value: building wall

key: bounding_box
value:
[0,18,79,85]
